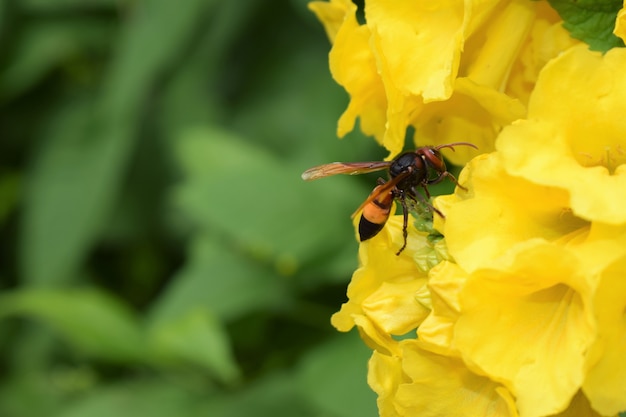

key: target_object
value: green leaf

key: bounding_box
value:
[148,309,241,385]
[0,21,111,101]
[0,366,71,417]
[0,171,20,226]
[172,126,363,269]
[549,0,625,52]
[197,372,313,417]
[20,0,218,286]
[54,373,313,417]
[0,288,144,362]
[52,379,199,417]
[20,99,119,287]
[296,333,377,417]
[149,236,289,323]
[21,0,117,10]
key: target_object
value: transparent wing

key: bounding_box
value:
[301,161,391,181]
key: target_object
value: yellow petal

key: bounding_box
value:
[394,340,518,417]
[497,45,626,224]
[324,0,388,142]
[507,3,580,104]
[366,0,518,159]
[368,350,404,417]
[331,215,431,339]
[412,78,525,165]
[366,0,470,101]
[353,314,400,356]
[362,280,430,335]
[308,0,354,43]
[453,242,596,417]
[435,153,588,273]
[417,261,467,356]
[582,252,626,415]
[464,0,535,90]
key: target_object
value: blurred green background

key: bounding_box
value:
[0,0,393,416]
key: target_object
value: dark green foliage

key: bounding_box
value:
[0,1,380,416]
[549,0,625,52]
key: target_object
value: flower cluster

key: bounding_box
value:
[308,0,579,164]
[311,1,626,416]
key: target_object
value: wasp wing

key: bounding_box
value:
[301,161,391,181]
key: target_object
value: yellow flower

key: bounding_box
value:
[393,341,518,417]
[450,242,596,417]
[497,45,626,225]
[415,260,465,357]
[368,349,404,417]
[314,2,626,416]
[308,0,350,42]
[331,215,432,354]
[435,152,587,273]
[429,43,626,416]
[420,237,626,417]
[506,2,579,104]
[310,0,577,162]
[309,0,388,146]
[412,234,626,417]
[309,0,356,43]
[369,341,519,417]
[411,77,525,165]
[580,227,626,415]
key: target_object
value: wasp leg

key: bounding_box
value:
[396,193,410,256]
[415,186,445,218]
[432,171,467,191]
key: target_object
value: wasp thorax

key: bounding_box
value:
[389,152,424,178]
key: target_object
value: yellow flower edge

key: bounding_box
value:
[497,45,626,225]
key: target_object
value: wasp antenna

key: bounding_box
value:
[434,142,478,152]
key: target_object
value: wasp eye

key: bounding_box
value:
[421,148,446,171]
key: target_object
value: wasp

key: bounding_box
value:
[301,142,477,255]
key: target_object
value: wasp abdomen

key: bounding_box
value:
[359,217,385,241]
[358,185,393,241]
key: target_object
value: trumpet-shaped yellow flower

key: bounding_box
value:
[435,152,588,273]
[394,341,518,417]
[452,242,596,417]
[313,2,626,416]
[581,243,626,415]
[497,45,626,225]
[368,341,519,417]
[310,0,577,162]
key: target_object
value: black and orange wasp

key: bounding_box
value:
[302,142,477,255]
